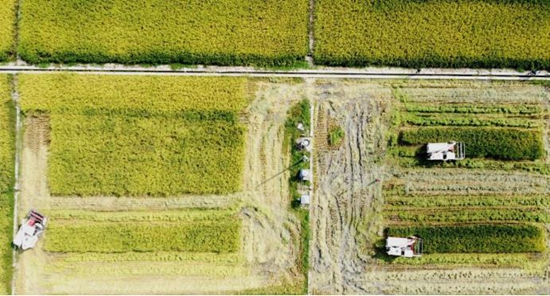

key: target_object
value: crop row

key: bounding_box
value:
[49,208,237,223]
[403,104,542,115]
[386,224,546,253]
[385,208,548,223]
[402,113,541,129]
[19,0,308,65]
[395,155,550,175]
[19,75,249,114]
[50,261,249,278]
[45,220,241,253]
[390,253,543,269]
[385,195,550,208]
[59,252,242,264]
[393,84,549,105]
[314,0,550,69]
[0,75,13,294]
[400,127,544,160]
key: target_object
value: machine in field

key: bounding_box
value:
[13,210,47,250]
[386,236,423,258]
[426,141,465,161]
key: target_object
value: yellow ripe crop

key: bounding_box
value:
[19,74,249,196]
[0,0,15,61]
[0,75,14,294]
[19,0,309,65]
[45,213,241,253]
[314,0,550,69]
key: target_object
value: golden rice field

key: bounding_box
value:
[314,0,550,69]
[18,0,309,65]
[0,0,15,61]
[18,74,249,196]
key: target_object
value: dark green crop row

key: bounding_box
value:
[400,127,544,160]
[386,224,546,253]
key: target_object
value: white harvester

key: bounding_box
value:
[13,210,47,250]
[386,236,423,258]
[426,141,465,161]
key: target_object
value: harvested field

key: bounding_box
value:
[310,79,550,294]
[19,0,308,65]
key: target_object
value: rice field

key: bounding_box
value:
[18,74,249,196]
[0,0,15,61]
[314,0,550,69]
[18,0,309,66]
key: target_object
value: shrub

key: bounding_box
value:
[19,0,309,65]
[386,224,546,253]
[314,0,550,69]
[399,127,544,160]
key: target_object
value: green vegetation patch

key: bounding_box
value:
[0,75,13,294]
[0,0,16,61]
[44,210,241,253]
[19,0,308,66]
[387,224,546,253]
[314,0,550,69]
[19,74,249,196]
[45,221,240,253]
[400,127,544,161]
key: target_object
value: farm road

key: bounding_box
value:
[0,64,549,80]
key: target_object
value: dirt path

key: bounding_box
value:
[309,80,393,294]
[240,81,307,284]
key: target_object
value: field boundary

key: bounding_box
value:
[9,74,20,295]
[0,65,547,80]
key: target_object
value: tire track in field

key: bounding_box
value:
[310,81,392,294]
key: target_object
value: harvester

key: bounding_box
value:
[13,210,47,250]
[386,236,423,258]
[426,141,465,161]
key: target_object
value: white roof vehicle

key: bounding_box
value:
[427,141,465,161]
[13,210,47,250]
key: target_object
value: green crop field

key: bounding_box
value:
[18,0,309,66]
[0,0,15,61]
[45,210,241,253]
[19,74,249,196]
[0,75,13,294]
[387,224,546,253]
[314,0,550,69]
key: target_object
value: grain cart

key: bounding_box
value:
[386,236,423,258]
[13,210,47,250]
[427,141,465,161]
